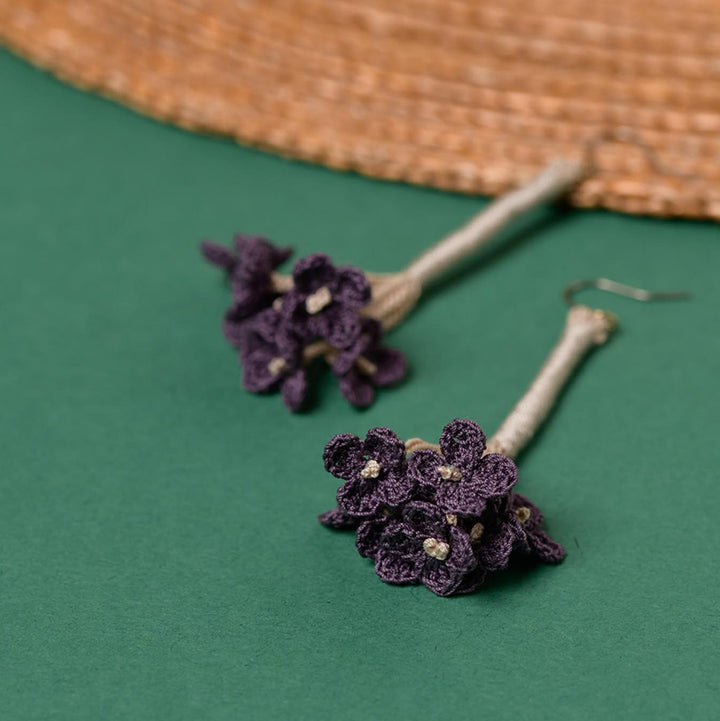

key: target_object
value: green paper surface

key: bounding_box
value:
[1,50,718,720]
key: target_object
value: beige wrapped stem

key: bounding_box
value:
[404,305,617,458]
[404,276,689,458]
[279,158,587,371]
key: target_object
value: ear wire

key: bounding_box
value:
[562,278,691,308]
[407,277,690,460]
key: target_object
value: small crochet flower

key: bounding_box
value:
[331,319,407,408]
[462,496,524,572]
[511,493,566,564]
[408,419,518,516]
[324,427,413,516]
[236,308,308,411]
[281,253,371,349]
[201,234,292,322]
[371,502,478,597]
[202,236,407,410]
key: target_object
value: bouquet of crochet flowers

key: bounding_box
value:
[319,419,564,597]
[201,235,406,411]
[201,160,585,411]
[317,277,687,596]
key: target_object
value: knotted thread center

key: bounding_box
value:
[437,464,462,481]
[360,459,382,479]
[305,286,333,315]
[423,537,450,561]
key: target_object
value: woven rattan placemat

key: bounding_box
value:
[2,0,719,219]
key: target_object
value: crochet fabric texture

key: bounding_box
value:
[320,419,564,597]
[201,236,405,411]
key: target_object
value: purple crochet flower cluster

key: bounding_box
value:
[319,419,565,597]
[201,235,406,411]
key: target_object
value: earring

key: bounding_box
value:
[201,158,585,411]
[318,279,689,597]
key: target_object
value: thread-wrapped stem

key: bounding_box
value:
[487,305,616,459]
[404,305,617,459]
[271,158,586,376]
[271,158,585,334]
[402,159,586,289]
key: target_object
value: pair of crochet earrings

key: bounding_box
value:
[202,156,688,597]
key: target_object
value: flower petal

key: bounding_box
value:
[407,449,444,493]
[242,349,280,393]
[476,521,517,571]
[318,508,361,531]
[527,529,566,565]
[281,369,308,412]
[375,550,424,585]
[322,306,362,349]
[292,253,336,292]
[454,567,488,595]
[474,453,519,497]
[371,347,407,387]
[399,501,447,537]
[233,234,292,276]
[338,369,376,409]
[446,526,477,573]
[439,419,487,471]
[355,516,390,558]
[334,266,371,309]
[379,519,421,556]
[200,240,236,273]
[422,561,464,597]
[331,319,379,376]
[336,477,383,516]
[238,307,282,346]
[380,470,415,508]
[511,493,544,530]
[435,479,487,516]
[331,343,364,377]
[323,433,363,479]
[364,427,407,470]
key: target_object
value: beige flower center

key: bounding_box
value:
[469,523,485,542]
[305,285,333,315]
[437,464,463,482]
[267,357,287,376]
[445,514,458,526]
[360,459,382,479]
[423,537,450,561]
[515,506,531,524]
[272,297,284,311]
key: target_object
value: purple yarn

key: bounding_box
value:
[201,237,406,411]
[408,419,518,516]
[372,502,478,597]
[234,308,308,412]
[332,319,407,409]
[511,493,567,564]
[279,253,371,348]
[319,419,566,597]
[324,427,414,516]
[201,234,291,322]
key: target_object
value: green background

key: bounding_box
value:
[1,49,718,720]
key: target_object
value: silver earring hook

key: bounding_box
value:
[562,278,691,307]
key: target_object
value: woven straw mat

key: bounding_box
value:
[2,0,720,219]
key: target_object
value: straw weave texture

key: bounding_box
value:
[2,0,720,219]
